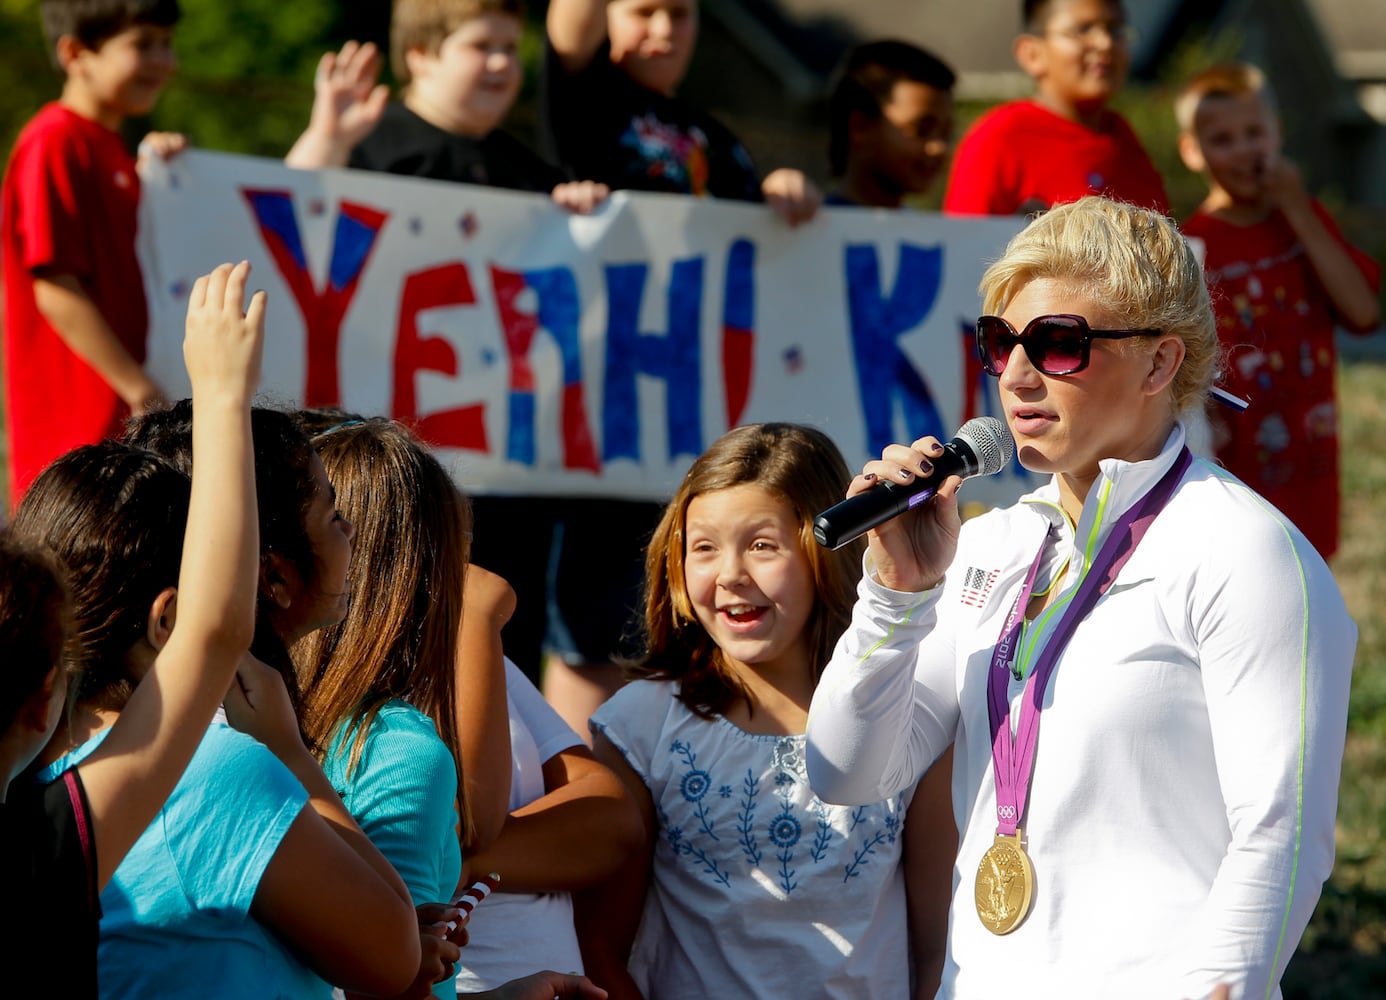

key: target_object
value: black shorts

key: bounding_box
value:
[468,495,665,686]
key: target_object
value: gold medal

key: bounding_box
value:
[974,830,1034,935]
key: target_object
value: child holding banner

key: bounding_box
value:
[942,0,1167,216]
[1,0,185,509]
[577,423,938,999]
[542,0,819,224]
[285,4,607,211]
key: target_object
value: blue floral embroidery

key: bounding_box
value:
[660,802,731,887]
[884,811,902,845]
[768,812,801,848]
[843,829,888,882]
[737,770,762,866]
[671,739,718,838]
[774,771,795,787]
[849,805,869,833]
[719,785,733,799]
[769,811,801,893]
[809,801,833,863]
[681,770,712,802]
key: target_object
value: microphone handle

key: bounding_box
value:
[813,478,941,550]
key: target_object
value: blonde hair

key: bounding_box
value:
[1174,62,1274,135]
[390,0,524,86]
[979,196,1217,416]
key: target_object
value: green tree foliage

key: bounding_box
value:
[0,0,342,158]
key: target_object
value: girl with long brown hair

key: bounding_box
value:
[577,422,947,1000]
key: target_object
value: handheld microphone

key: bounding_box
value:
[813,417,1014,550]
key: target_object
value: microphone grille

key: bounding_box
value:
[956,416,1015,476]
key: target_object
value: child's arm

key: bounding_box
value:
[462,744,643,891]
[1268,160,1381,331]
[572,733,655,1000]
[761,168,822,227]
[456,566,516,853]
[286,41,390,169]
[31,273,165,415]
[903,746,957,1000]
[73,262,260,887]
[224,654,423,996]
[546,0,611,74]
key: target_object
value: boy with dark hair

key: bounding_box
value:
[286,0,608,210]
[2,0,184,509]
[1177,63,1380,559]
[543,0,819,223]
[942,0,1167,216]
[827,39,956,208]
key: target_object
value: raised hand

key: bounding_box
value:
[182,261,265,408]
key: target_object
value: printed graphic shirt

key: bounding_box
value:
[1182,201,1380,559]
[592,679,910,999]
[540,42,761,200]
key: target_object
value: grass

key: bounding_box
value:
[1278,360,1386,996]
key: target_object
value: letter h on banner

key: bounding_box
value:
[602,258,705,463]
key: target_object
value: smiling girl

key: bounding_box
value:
[576,423,950,1000]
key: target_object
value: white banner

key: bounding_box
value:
[140,150,1040,505]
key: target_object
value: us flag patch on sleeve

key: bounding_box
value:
[959,567,999,608]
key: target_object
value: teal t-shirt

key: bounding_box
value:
[323,699,463,1000]
[40,723,322,998]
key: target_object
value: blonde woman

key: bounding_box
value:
[806,196,1354,1000]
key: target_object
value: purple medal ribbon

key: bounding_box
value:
[987,447,1192,837]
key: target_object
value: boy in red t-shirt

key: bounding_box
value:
[1177,63,1380,559]
[1,0,185,509]
[943,0,1167,216]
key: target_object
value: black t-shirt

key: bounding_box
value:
[349,101,567,193]
[540,42,762,201]
[0,768,100,995]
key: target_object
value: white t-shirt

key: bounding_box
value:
[454,660,585,991]
[592,678,913,1000]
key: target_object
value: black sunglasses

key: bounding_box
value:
[976,314,1160,377]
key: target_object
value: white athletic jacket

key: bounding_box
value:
[805,425,1355,1000]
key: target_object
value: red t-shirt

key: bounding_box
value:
[2,102,149,508]
[942,100,1169,216]
[1182,201,1380,559]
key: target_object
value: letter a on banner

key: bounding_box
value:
[242,190,389,406]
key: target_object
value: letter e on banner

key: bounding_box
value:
[392,263,488,451]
